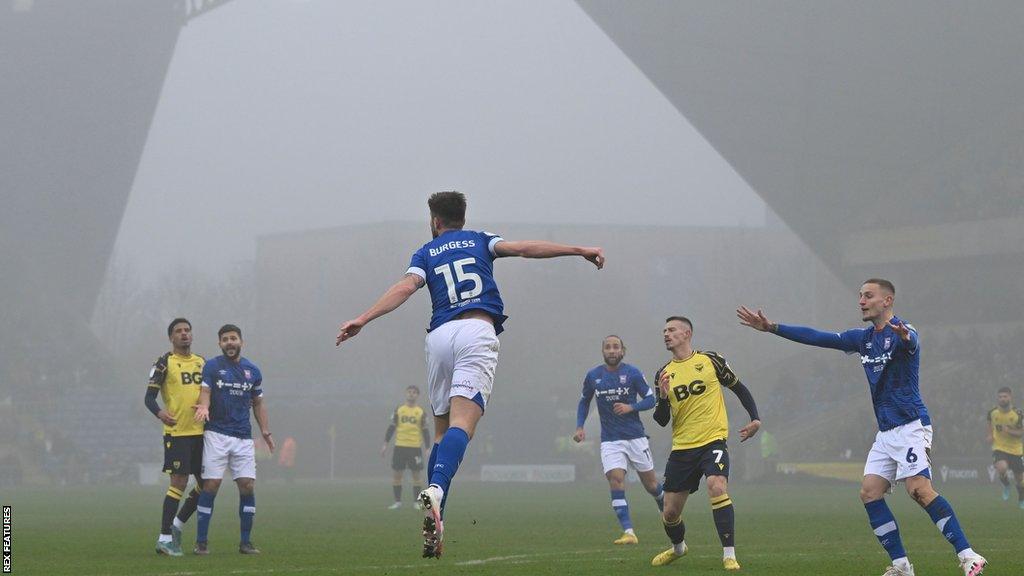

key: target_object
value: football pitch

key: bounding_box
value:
[6,481,1020,575]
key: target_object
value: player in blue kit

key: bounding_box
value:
[336,191,604,558]
[192,324,274,556]
[574,335,663,545]
[737,279,986,576]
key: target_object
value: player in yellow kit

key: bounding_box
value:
[986,387,1024,508]
[145,318,205,556]
[650,317,761,571]
[382,386,431,509]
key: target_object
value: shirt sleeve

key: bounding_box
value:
[899,323,920,355]
[406,247,428,280]
[706,351,739,388]
[481,231,505,258]
[252,366,264,398]
[775,324,862,354]
[200,361,215,388]
[148,354,167,388]
[630,369,656,411]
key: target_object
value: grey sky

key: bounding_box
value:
[115,0,763,277]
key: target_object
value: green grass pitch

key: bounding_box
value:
[5,481,1020,575]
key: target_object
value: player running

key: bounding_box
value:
[573,335,664,545]
[146,318,205,557]
[650,316,760,571]
[986,387,1024,508]
[382,385,431,509]
[193,324,274,555]
[738,278,987,576]
[336,191,603,558]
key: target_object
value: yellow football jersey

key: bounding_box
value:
[657,351,739,451]
[988,406,1023,456]
[393,404,427,448]
[148,352,205,437]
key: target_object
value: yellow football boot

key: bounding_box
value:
[724,557,741,570]
[613,531,639,545]
[651,543,688,566]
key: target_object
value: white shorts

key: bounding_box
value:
[864,419,933,485]
[600,437,655,474]
[202,430,257,480]
[424,318,500,416]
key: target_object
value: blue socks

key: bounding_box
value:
[864,499,907,562]
[239,494,255,544]
[196,491,215,543]
[430,427,470,496]
[925,495,970,553]
[611,490,632,531]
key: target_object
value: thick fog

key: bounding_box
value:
[4,1,1022,490]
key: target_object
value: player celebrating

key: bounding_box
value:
[145,318,205,557]
[382,385,431,509]
[193,324,274,555]
[336,191,603,558]
[573,335,663,545]
[986,387,1024,508]
[738,278,987,576]
[650,317,760,571]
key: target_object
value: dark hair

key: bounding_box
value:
[998,387,1012,395]
[863,278,896,295]
[428,191,467,229]
[603,335,625,349]
[167,317,191,337]
[665,316,693,330]
[218,324,242,339]
[406,385,420,393]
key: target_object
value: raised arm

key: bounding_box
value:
[336,273,425,345]
[493,240,604,269]
[736,306,858,353]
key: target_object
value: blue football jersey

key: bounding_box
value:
[407,229,508,334]
[577,363,653,442]
[201,355,264,439]
[778,315,929,431]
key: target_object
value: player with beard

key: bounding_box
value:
[574,335,663,544]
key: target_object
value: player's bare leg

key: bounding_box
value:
[652,491,689,566]
[638,469,665,512]
[707,475,740,570]
[904,475,985,575]
[606,469,637,544]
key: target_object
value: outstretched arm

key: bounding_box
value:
[493,240,604,269]
[736,305,858,353]
[336,273,425,345]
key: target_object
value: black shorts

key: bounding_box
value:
[163,434,203,476]
[993,450,1024,475]
[663,439,729,494]
[392,446,424,471]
